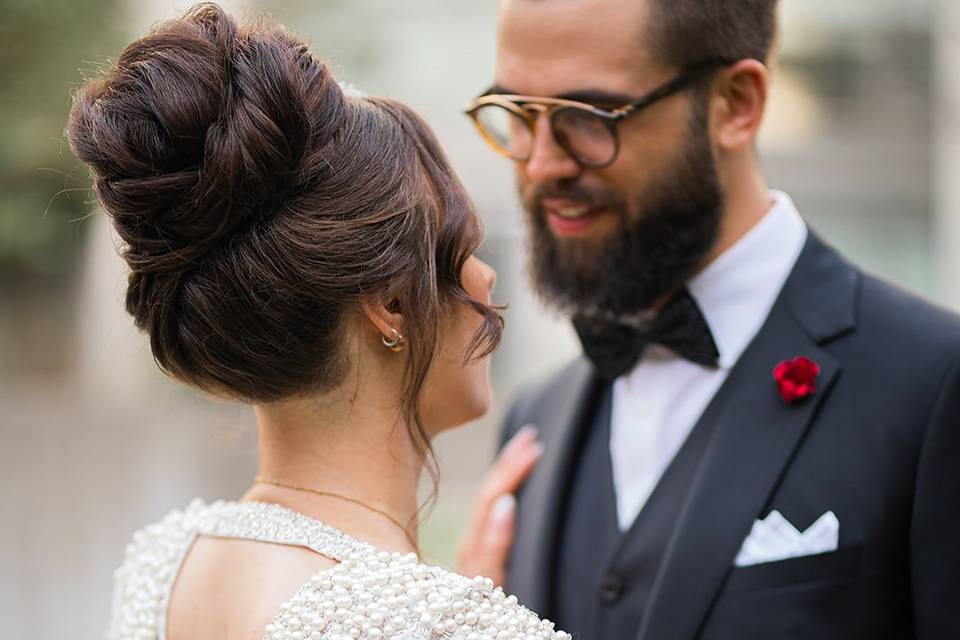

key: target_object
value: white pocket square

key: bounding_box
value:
[734,510,839,567]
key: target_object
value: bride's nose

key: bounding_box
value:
[479,258,497,294]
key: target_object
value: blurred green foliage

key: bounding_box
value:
[0,0,125,277]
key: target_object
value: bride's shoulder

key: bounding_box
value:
[267,550,571,640]
[108,500,212,639]
[115,499,209,562]
[114,500,205,573]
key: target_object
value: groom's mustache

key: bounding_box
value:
[521,182,626,222]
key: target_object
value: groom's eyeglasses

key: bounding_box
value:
[464,58,733,169]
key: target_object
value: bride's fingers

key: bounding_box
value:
[475,493,517,585]
[457,491,519,585]
[457,425,543,582]
[469,425,543,533]
[481,425,543,500]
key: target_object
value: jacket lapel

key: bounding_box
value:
[507,359,601,613]
[636,232,858,640]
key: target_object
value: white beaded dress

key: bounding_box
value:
[106,499,571,640]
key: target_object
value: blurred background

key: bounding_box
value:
[2,0,960,637]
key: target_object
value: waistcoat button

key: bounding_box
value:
[599,574,625,604]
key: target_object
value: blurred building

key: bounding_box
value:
[1,1,957,638]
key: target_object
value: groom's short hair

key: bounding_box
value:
[648,0,780,69]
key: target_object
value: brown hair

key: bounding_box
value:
[66,3,502,466]
[647,0,780,69]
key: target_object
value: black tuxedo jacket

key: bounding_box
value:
[500,232,960,639]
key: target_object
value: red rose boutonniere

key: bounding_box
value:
[773,356,821,405]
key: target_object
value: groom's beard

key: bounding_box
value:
[522,107,723,317]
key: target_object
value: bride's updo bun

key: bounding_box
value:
[67,3,502,410]
[69,4,343,273]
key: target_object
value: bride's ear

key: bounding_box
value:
[360,297,405,345]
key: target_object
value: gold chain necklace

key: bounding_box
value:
[253,476,420,554]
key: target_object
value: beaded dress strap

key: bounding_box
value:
[187,499,376,562]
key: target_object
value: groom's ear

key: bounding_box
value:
[360,297,405,340]
[711,58,769,153]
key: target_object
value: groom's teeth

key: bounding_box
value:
[555,206,592,219]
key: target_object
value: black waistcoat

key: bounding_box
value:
[551,383,725,639]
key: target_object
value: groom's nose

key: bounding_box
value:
[523,112,581,184]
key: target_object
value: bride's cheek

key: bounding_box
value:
[474,357,493,414]
[455,315,492,420]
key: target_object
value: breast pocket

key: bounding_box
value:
[699,547,865,640]
[723,545,861,594]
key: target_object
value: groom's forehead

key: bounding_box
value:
[496,0,653,52]
[494,0,661,95]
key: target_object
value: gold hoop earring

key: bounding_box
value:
[381,328,406,352]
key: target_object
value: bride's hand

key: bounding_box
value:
[456,425,543,587]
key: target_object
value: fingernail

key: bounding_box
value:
[518,424,539,438]
[532,441,545,459]
[491,493,516,522]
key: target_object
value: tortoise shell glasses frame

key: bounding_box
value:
[464,58,734,169]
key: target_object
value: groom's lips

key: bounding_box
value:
[542,198,607,236]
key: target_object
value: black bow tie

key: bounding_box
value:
[573,289,720,381]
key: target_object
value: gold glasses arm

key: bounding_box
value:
[467,94,618,118]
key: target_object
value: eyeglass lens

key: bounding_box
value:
[473,102,617,166]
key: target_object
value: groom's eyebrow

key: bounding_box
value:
[481,84,633,105]
[480,84,511,96]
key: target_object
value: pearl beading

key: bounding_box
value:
[106,503,196,640]
[106,500,572,640]
[263,552,570,640]
[191,499,375,561]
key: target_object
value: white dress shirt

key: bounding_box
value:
[609,191,809,531]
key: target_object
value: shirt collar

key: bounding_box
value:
[687,190,808,369]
